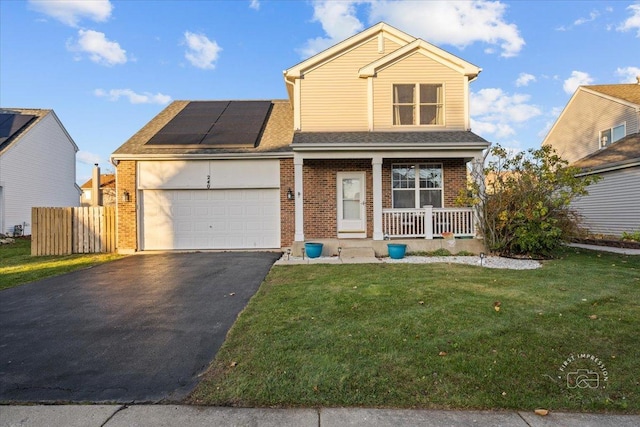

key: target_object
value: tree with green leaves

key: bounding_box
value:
[460,144,600,258]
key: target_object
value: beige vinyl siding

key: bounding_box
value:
[571,167,640,236]
[300,37,402,131]
[544,90,639,164]
[372,52,466,130]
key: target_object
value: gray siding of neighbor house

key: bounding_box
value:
[543,90,639,164]
[571,166,640,236]
[0,112,79,235]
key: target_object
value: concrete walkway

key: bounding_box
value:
[566,242,640,255]
[1,405,639,427]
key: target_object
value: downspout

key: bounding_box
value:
[91,164,101,206]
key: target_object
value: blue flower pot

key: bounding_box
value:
[305,242,323,258]
[387,243,407,259]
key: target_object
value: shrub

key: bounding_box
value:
[459,144,599,258]
[622,231,640,242]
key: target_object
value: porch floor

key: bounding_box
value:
[288,238,484,258]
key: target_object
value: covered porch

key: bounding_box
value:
[289,141,486,252]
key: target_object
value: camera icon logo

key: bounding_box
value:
[567,369,600,389]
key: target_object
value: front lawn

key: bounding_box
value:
[190,248,640,412]
[0,238,125,291]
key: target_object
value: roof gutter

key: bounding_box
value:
[575,159,640,176]
[110,151,292,165]
[291,142,490,151]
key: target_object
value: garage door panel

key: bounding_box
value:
[142,189,280,250]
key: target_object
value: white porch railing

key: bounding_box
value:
[382,207,476,239]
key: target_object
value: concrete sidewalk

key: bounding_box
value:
[2,405,639,427]
[566,242,640,255]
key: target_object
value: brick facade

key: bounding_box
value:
[302,159,373,239]
[116,157,469,250]
[295,157,468,240]
[280,158,295,247]
[116,160,137,252]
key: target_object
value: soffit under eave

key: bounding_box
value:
[358,39,481,78]
[283,22,415,80]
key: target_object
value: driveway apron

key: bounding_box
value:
[0,251,280,403]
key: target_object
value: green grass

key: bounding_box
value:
[190,248,640,412]
[0,238,125,291]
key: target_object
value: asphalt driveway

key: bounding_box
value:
[0,251,280,403]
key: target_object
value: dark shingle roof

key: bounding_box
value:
[0,108,50,153]
[112,100,294,157]
[572,133,640,172]
[292,131,488,145]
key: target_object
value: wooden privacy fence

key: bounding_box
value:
[31,207,116,255]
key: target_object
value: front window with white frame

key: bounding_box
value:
[599,123,625,148]
[393,84,444,126]
[392,163,443,208]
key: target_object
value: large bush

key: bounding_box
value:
[461,145,599,258]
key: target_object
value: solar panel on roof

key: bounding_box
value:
[145,100,272,147]
[0,113,37,145]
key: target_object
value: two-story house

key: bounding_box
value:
[0,108,80,236]
[111,23,489,254]
[542,80,640,237]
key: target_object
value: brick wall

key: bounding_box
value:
[280,158,295,247]
[303,159,373,239]
[299,158,468,240]
[116,160,137,252]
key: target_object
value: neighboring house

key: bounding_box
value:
[0,108,80,236]
[80,168,116,207]
[111,23,489,254]
[571,133,640,236]
[542,80,640,237]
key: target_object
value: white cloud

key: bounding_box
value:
[183,31,222,69]
[616,66,640,83]
[470,119,515,138]
[574,10,599,26]
[618,4,640,37]
[563,71,594,94]
[67,29,127,66]
[368,0,525,57]
[249,0,260,10]
[299,1,524,59]
[76,150,102,166]
[94,88,172,105]
[470,88,542,138]
[515,73,536,87]
[297,1,364,58]
[28,0,113,27]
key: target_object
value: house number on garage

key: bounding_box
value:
[207,174,211,189]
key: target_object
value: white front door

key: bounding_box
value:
[337,172,366,238]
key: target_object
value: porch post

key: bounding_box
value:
[372,156,383,240]
[424,205,433,239]
[471,154,485,238]
[294,155,305,242]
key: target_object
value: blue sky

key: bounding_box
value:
[1,0,639,184]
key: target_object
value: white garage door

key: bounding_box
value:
[142,189,280,250]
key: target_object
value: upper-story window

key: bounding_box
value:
[393,84,443,126]
[599,123,625,148]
